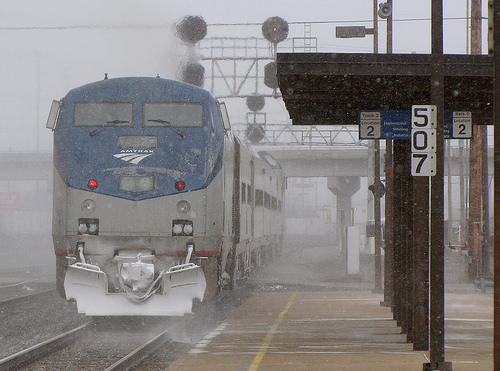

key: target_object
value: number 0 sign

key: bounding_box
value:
[411,105,437,176]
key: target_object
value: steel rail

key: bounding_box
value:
[0,289,56,306]
[104,286,243,371]
[104,289,234,371]
[103,326,174,371]
[0,322,92,371]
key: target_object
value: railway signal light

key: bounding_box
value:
[368,181,386,198]
[176,16,208,44]
[181,62,205,87]
[246,95,265,112]
[246,124,266,143]
[262,17,289,44]
[378,2,392,19]
[264,62,278,90]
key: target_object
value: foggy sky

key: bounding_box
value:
[0,0,489,152]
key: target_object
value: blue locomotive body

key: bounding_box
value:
[49,77,284,316]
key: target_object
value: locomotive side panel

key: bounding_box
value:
[250,153,285,265]
[238,143,254,245]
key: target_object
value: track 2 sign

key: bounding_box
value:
[411,105,436,176]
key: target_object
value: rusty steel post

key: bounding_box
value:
[493,0,500,368]
[381,0,394,308]
[426,1,451,369]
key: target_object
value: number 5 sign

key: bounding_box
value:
[411,105,437,176]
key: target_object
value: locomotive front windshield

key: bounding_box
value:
[57,78,223,200]
[143,102,203,127]
[73,102,133,127]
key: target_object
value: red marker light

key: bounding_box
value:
[175,181,186,191]
[88,180,98,190]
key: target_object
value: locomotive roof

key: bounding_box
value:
[63,76,215,103]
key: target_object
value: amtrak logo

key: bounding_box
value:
[113,150,153,165]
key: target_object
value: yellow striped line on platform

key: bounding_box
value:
[248,292,298,371]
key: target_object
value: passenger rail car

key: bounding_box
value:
[47,77,284,316]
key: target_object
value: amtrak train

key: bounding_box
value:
[46,77,285,316]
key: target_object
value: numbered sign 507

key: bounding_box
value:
[411,153,436,176]
[411,105,437,177]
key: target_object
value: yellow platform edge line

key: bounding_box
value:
[248,292,298,371]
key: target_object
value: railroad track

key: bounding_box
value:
[104,321,186,371]
[0,272,55,305]
[0,310,211,370]
[0,322,92,371]
[104,290,243,371]
[0,288,56,306]
[0,283,253,371]
[0,319,176,371]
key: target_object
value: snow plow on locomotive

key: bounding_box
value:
[47,77,284,316]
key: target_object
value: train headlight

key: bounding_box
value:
[183,224,193,235]
[176,200,191,214]
[119,176,135,192]
[172,219,194,236]
[137,176,154,192]
[81,199,96,213]
[78,222,88,234]
[77,218,99,235]
[88,223,98,234]
[172,223,183,235]
[119,175,155,193]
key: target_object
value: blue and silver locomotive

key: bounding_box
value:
[47,77,284,316]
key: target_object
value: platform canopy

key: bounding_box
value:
[276,53,493,125]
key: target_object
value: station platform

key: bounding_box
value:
[167,290,492,370]
[165,236,492,370]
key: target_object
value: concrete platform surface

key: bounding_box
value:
[166,290,492,371]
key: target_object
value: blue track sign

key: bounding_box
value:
[358,110,472,140]
[359,110,410,140]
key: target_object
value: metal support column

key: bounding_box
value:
[493,0,500,368]
[381,0,394,308]
[403,150,414,342]
[374,141,383,293]
[413,176,430,350]
[382,141,394,307]
[392,141,405,325]
[425,0,451,369]
[372,0,383,294]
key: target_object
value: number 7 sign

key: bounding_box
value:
[411,153,436,176]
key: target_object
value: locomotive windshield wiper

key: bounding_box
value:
[148,119,186,139]
[89,120,129,136]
